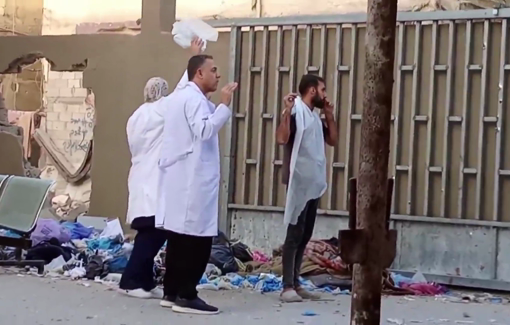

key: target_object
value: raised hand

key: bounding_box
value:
[282,93,297,115]
[220,82,238,106]
[190,37,205,56]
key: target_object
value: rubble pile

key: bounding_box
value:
[51,194,89,221]
[0,217,480,299]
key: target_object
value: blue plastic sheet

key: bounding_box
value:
[61,222,94,240]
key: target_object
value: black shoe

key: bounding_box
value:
[171,297,219,315]
[160,295,177,308]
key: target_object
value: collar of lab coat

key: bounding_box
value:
[186,81,208,101]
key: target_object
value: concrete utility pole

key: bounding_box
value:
[339,0,398,324]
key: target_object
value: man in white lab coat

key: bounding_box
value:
[156,54,237,315]
[119,39,205,300]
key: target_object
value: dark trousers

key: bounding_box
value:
[282,198,319,289]
[119,216,167,291]
[163,230,213,300]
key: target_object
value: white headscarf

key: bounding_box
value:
[143,77,169,103]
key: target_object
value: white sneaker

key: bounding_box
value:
[120,288,152,299]
[150,287,164,299]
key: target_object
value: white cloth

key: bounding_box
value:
[283,97,328,225]
[125,71,189,224]
[155,82,231,237]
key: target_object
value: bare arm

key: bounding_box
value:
[276,109,292,145]
[276,93,298,145]
[323,101,338,147]
[323,114,338,147]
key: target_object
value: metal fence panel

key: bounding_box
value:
[222,12,510,222]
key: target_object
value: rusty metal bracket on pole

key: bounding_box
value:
[339,177,397,269]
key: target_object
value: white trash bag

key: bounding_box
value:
[172,19,218,51]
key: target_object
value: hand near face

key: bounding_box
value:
[190,37,204,56]
[282,93,298,114]
[220,82,238,106]
[324,100,334,117]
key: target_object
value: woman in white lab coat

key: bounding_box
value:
[119,39,205,299]
[118,76,170,299]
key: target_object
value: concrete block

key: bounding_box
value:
[47,79,68,88]
[45,87,60,97]
[48,71,63,80]
[62,72,75,80]
[59,88,73,97]
[52,103,68,112]
[66,104,82,113]
[72,88,88,97]
[68,79,81,88]
[51,121,66,131]
[45,112,60,121]
[74,72,84,79]
[59,112,73,122]
[71,112,87,120]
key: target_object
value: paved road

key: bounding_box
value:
[0,273,508,325]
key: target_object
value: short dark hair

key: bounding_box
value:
[298,74,325,96]
[187,54,213,80]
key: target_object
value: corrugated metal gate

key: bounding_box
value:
[209,9,510,289]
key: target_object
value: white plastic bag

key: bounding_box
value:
[172,19,218,51]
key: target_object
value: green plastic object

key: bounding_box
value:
[0,175,54,233]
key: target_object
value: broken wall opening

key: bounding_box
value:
[0,56,94,218]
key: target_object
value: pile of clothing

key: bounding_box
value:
[0,217,132,280]
[0,221,448,297]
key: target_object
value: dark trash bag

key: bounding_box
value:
[212,231,230,246]
[231,241,253,263]
[209,245,238,274]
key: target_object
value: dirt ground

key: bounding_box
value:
[0,273,508,325]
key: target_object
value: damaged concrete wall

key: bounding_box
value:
[0,0,43,35]
[0,0,231,221]
[40,68,94,198]
[0,61,44,112]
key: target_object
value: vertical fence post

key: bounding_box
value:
[219,25,241,237]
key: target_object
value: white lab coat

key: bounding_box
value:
[284,97,327,225]
[125,72,189,224]
[155,82,231,237]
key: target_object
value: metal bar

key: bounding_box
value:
[219,26,242,235]
[343,24,358,210]
[440,22,455,218]
[423,21,438,217]
[327,24,342,210]
[475,20,490,220]
[268,27,284,206]
[349,178,357,230]
[206,9,510,28]
[350,0,398,320]
[319,25,327,77]
[305,25,312,72]
[290,26,298,92]
[494,19,507,221]
[386,178,395,230]
[227,203,510,229]
[390,23,405,214]
[240,27,256,204]
[458,20,472,219]
[254,27,269,206]
[407,23,422,216]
